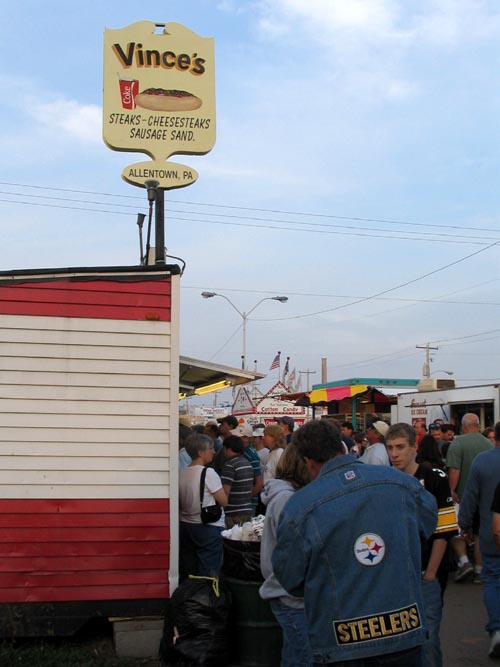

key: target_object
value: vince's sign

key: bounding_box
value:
[103,21,216,189]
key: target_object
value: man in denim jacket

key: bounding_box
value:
[273,420,437,666]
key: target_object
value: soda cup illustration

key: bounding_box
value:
[118,76,139,109]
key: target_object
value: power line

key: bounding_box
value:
[0,198,133,216]
[183,284,500,307]
[251,239,500,322]
[4,196,492,245]
[440,333,500,348]
[430,328,500,344]
[0,197,500,246]
[328,347,419,370]
[208,322,243,362]
[3,180,500,235]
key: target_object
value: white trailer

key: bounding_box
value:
[395,382,500,429]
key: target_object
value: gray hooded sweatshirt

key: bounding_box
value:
[259,478,304,609]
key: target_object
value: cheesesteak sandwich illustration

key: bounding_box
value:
[135,88,202,112]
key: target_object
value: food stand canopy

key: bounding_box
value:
[280,378,419,428]
[309,384,369,404]
[179,356,265,397]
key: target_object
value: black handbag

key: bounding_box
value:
[200,467,222,524]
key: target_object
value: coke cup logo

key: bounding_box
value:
[119,77,139,110]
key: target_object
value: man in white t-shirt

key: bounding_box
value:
[359,420,390,465]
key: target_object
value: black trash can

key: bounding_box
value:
[221,539,282,667]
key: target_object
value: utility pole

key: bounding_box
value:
[299,369,317,392]
[416,343,439,378]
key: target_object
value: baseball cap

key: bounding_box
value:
[217,415,238,430]
[233,422,253,438]
[252,425,265,437]
[368,420,389,437]
[275,416,295,431]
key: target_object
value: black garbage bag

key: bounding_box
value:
[159,576,230,667]
[221,538,263,582]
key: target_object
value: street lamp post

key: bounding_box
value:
[201,292,288,369]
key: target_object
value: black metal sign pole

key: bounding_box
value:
[155,186,165,265]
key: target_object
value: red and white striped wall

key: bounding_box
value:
[0,267,180,605]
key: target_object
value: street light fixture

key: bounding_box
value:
[201,292,288,369]
[430,370,454,376]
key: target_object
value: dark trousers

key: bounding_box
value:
[179,521,223,581]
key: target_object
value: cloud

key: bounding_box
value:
[254,0,500,99]
[216,0,247,14]
[0,74,101,149]
[257,0,500,45]
[413,0,500,47]
[30,99,101,144]
[0,75,103,169]
[257,0,402,44]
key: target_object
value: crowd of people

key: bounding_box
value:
[176,411,500,666]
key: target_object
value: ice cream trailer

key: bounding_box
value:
[0,264,180,635]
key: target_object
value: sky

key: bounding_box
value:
[1,0,500,407]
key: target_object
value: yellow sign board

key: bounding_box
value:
[103,21,215,189]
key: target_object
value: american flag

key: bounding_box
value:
[270,351,281,370]
[282,357,290,382]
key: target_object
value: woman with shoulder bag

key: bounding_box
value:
[179,433,228,580]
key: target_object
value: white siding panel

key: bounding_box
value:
[0,456,169,471]
[0,442,168,457]
[1,414,169,429]
[0,314,170,336]
[0,371,170,389]
[0,428,169,444]
[0,325,170,349]
[0,307,174,500]
[0,399,169,416]
[0,357,170,375]
[0,342,170,362]
[0,384,170,402]
[0,470,169,485]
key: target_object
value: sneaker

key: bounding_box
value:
[489,629,500,658]
[473,572,483,585]
[454,561,474,582]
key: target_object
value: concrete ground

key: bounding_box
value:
[442,577,491,666]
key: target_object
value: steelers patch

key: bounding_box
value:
[354,533,385,566]
[333,604,422,645]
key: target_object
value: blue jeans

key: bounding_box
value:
[421,578,443,667]
[179,521,223,580]
[314,646,422,667]
[482,554,500,635]
[270,599,313,667]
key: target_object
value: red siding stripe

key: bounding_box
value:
[1,542,169,557]
[0,279,172,321]
[0,584,167,603]
[0,555,169,572]
[0,513,169,528]
[0,527,168,542]
[0,499,169,513]
[0,498,171,603]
